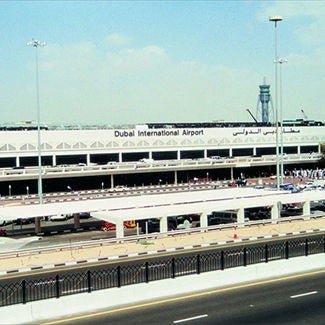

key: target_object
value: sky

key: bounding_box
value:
[0,1,324,126]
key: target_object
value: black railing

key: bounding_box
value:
[0,235,324,307]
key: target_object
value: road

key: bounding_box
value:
[43,270,325,325]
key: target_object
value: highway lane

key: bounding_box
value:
[43,270,325,325]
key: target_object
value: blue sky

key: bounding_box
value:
[0,1,324,125]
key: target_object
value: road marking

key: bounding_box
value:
[290,291,318,299]
[41,269,325,324]
[173,314,208,323]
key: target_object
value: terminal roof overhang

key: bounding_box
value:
[0,188,325,223]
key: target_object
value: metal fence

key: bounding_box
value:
[0,235,324,307]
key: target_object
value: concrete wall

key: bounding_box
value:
[1,254,324,324]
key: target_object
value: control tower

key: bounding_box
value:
[256,80,274,123]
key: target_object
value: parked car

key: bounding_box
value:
[49,214,71,221]
[14,217,35,225]
[78,212,90,219]
[101,220,135,231]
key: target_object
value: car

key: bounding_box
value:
[78,212,90,219]
[111,185,127,192]
[49,214,71,221]
[14,217,35,225]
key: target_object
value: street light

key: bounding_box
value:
[27,39,46,204]
[269,16,283,190]
[278,58,288,184]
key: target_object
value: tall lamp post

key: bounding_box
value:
[269,16,283,190]
[278,58,288,185]
[27,39,46,204]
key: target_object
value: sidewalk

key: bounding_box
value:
[0,217,324,274]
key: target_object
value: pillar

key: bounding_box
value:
[73,213,80,229]
[174,170,178,185]
[302,201,310,216]
[160,216,168,233]
[237,207,245,223]
[230,167,234,180]
[115,219,124,238]
[110,174,114,189]
[52,155,56,166]
[200,211,208,229]
[34,217,41,233]
[271,201,281,219]
[86,153,90,165]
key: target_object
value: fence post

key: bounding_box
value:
[285,241,289,259]
[305,238,309,256]
[172,258,176,278]
[243,248,247,267]
[22,280,27,304]
[220,250,225,270]
[87,270,92,293]
[265,244,268,263]
[197,254,201,274]
[117,266,121,288]
[55,274,60,299]
[145,262,149,283]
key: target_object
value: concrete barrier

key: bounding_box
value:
[1,254,324,324]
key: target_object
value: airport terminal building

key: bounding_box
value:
[0,120,323,194]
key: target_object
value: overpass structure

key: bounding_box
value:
[0,153,322,184]
[1,187,325,238]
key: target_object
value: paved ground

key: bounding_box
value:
[0,217,324,274]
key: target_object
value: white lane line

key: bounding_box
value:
[173,314,208,323]
[290,291,318,299]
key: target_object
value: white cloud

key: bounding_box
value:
[105,33,130,47]
[35,39,262,125]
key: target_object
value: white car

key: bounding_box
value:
[49,214,71,221]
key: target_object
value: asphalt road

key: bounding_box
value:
[44,270,325,325]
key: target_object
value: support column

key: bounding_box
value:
[119,152,122,163]
[73,213,80,229]
[115,219,124,238]
[174,170,178,185]
[52,155,56,167]
[110,174,114,189]
[86,153,90,165]
[230,167,234,180]
[302,201,310,216]
[177,151,180,160]
[160,216,168,233]
[200,211,208,229]
[271,201,281,220]
[237,207,245,223]
[34,217,41,233]
[16,156,20,167]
